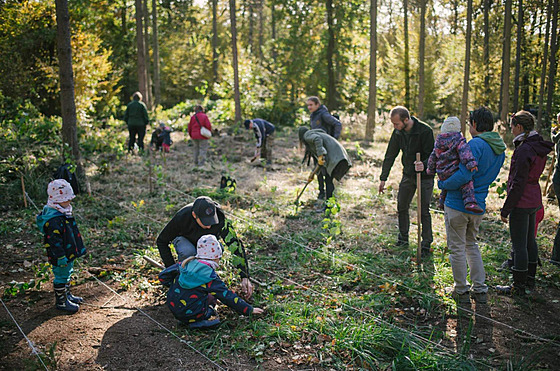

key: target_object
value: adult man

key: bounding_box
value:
[379,106,435,254]
[306,96,342,200]
[156,196,254,299]
[439,107,506,303]
[244,118,275,165]
[123,91,149,152]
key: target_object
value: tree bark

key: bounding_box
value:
[230,0,242,123]
[545,0,559,132]
[537,0,551,131]
[143,0,151,109]
[403,0,410,108]
[55,0,83,178]
[152,0,160,107]
[512,0,523,112]
[417,0,426,118]
[258,0,264,59]
[365,0,377,141]
[500,0,512,124]
[483,0,490,105]
[460,0,473,135]
[122,0,127,36]
[211,0,219,84]
[248,0,254,52]
[326,0,337,110]
[135,0,148,105]
[271,0,277,62]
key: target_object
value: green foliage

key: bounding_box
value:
[322,197,342,244]
[3,262,51,298]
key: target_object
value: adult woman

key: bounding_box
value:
[123,92,149,152]
[188,105,212,166]
[497,111,553,294]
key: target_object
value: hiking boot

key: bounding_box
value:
[317,192,326,200]
[421,248,432,259]
[54,284,79,313]
[465,203,484,214]
[497,258,513,272]
[66,284,84,304]
[496,270,527,296]
[446,287,471,304]
[471,291,488,304]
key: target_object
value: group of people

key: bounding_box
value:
[37,96,558,328]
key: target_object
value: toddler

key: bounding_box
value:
[158,122,173,153]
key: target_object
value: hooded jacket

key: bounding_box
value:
[300,128,352,181]
[427,132,477,180]
[36,206,86,266]
[188,112,212,140]
[310,105,342,139]
[439,132,506,214]
[123,100,149,128]
[380,116,435,181]
[501,133,553,217]
[159,261,253,324]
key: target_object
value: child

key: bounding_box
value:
[150,126,163,151]
[36,179,86,313]
[158,234,263,329]
[158,122,173,153]
[427,116,483,213]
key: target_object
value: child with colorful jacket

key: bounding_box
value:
[427,116,483,213]
[158,122,173,153]
[159,235,263,328]
[36,179,86,313]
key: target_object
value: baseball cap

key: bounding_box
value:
[192,196,219,226]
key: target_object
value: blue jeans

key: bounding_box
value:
[52,260,74,285]
[173,237,197,262]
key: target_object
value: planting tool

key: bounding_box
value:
[294,164,322,207]
[416,153,422,264]
[143,256,164,269]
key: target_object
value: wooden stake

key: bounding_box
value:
[416,152,422,264]
[143,255,164,269]
[148,148,154,194]
[20,173,28,208]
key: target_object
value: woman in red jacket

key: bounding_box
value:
[497,111,553,295]
[188,105,212,166]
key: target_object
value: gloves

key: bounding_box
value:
[57,256,69,267]
[308,172,315,183]
[317,155,326,166]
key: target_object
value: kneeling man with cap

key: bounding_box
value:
[156,196,254,299]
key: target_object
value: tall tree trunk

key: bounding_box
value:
[512,0,523,112]
[403,0,410,108]
[230,0,242,123]
[546,0,559,132]
[152,0,160,107]
[55,0,83,178]
[365,0,377,141]
[326,0,337,110]
[500,0,512,124]
[537,0,551,131]
[417,0,426,118]
[258,0,264,59]
[483,0,490,105]
[122,0,127,36]
[248,0,254,52]
[460,0,473,135]
[143,0,151,109]
[211,0,219,84]
[271,0,277,62]
[135,0,148,105]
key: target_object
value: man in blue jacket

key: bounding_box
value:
[244,118,275,165]
[438,107,506,304]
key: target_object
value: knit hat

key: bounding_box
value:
[441,116,461,134]
[196,235,223,260]
[47,179,75,203]
[244,119,252,129]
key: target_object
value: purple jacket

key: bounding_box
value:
[427,132,477,180]
[501,133,553,217]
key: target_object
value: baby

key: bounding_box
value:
[427,116,483,213]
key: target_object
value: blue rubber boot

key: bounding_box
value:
[66,284,84,304]
[54,284,79,313]
[188,319,221,329]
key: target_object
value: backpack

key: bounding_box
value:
[220,176,236,192]
[53,164,81,195]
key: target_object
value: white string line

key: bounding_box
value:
[0,298,49,371]
[75,262,226,371]
[159,180,560,347]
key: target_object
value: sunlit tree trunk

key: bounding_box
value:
[545,0,559,132]
[512,0,523,112]
[460,0,473,135]
[483,0,490,105]
[417,0,426,118]
[403,0,410,108]
[152,0,160,107]
[326,0,337,110]
[230,0,242,123]
[258,0,264,59]
[271,0,277,62]
[365,0,377,141]
[135,0,148,105]
[143,0,151,109]
[537,0,551,131]
[500,0,512,124]
[248,0,254,52]
[55,0,83,178]
[211,0,219,85]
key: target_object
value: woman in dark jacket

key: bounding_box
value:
[497,111,553,294]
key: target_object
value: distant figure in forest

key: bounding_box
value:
[150,126,163,151]
[550,112,560,267]
[299,126,351,212]
[124,91,149,152]
[438,107,505,304]
[156,196,254,299]
[244,118,275,165]
[36,179,87,314]
[158,234,263,329]
[497,111,553,295]
[379,106,434,255]
[158,121,173,153]
[306,96,342,201]
[188,105,212,167]
[427,116,483,213]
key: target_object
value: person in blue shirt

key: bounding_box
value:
[244,119,275,165]
[438,107,506,305]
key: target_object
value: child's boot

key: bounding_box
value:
[465,202,483,214]
[66,284,84,304]
[188,319,221,329]
[54,283,79,313]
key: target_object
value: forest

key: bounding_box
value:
[1,0,560,369]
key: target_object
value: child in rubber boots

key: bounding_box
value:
[36,179,86,314]
[159,234,263,329]
[427,116,483,213]
[158,122,173,153]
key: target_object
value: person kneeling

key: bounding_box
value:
[159,235,263,329]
